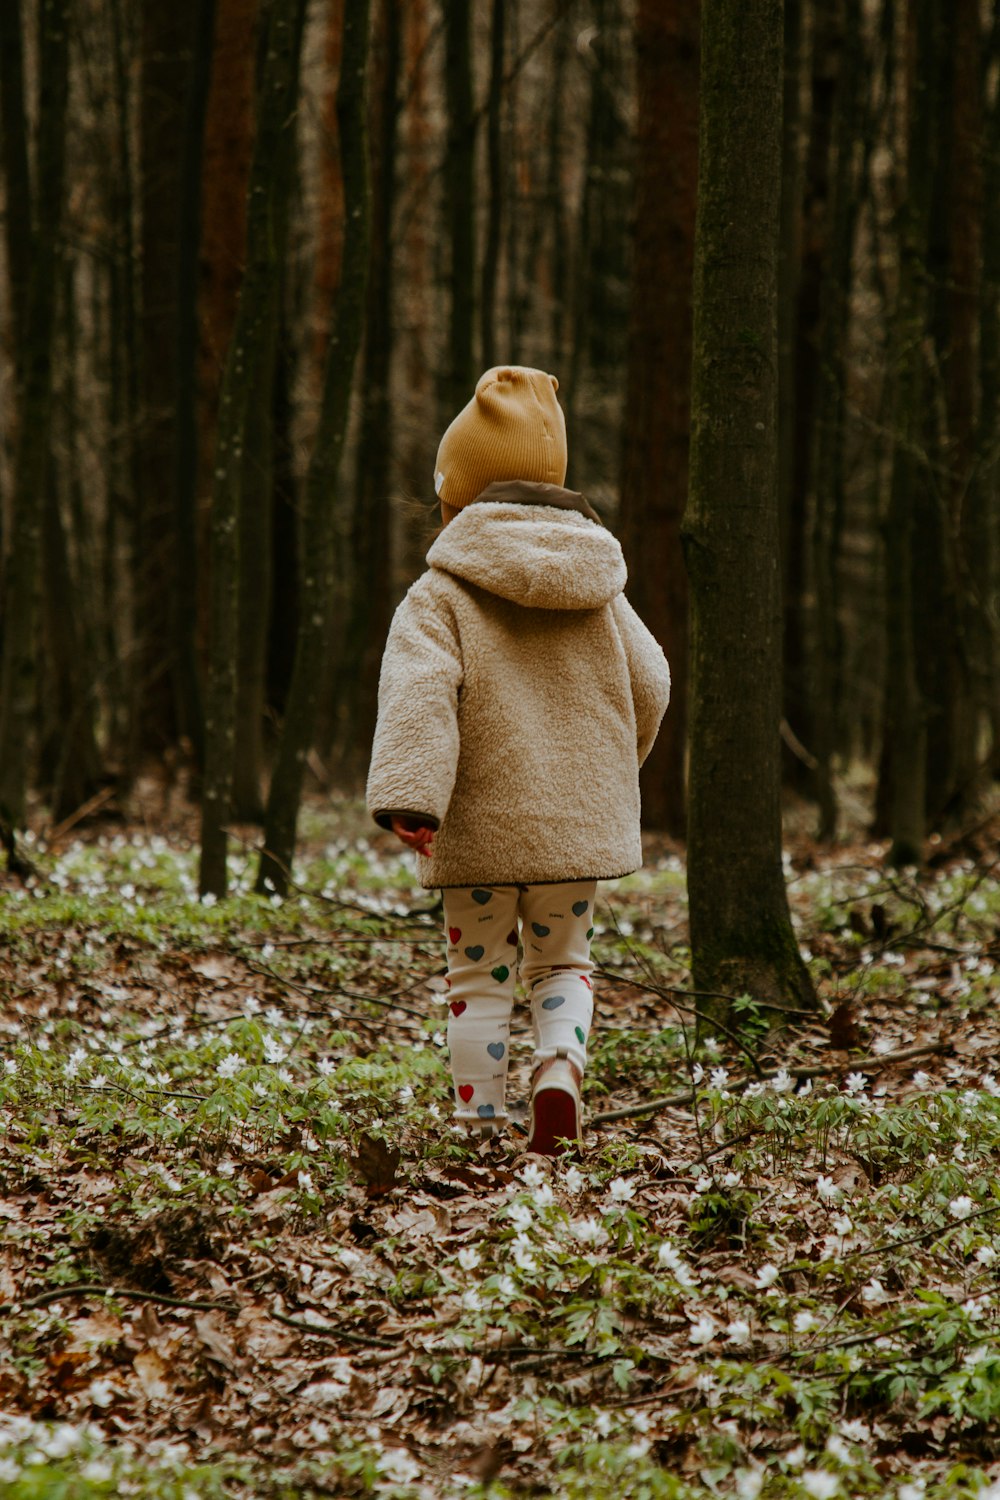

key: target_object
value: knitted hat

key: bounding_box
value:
[434,366,568,509]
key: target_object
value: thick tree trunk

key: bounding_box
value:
[199,0,307,896]
[618,0,698,838]
[256,0,370,897]
[442,0,476,416]
[683,0,816,1019]
[0,0,71,836]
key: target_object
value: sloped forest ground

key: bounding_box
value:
[1,787,999,1500]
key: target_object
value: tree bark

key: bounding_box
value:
[199,0,307,896]
[256,0,370,896]
[0,0,71,836]
[683,0,816,1018]
[618,0,698,838]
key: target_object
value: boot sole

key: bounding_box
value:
[527,1085,581,1156]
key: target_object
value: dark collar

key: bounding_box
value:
[471,480,602,525]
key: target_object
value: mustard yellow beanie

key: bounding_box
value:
[434,366,568,509]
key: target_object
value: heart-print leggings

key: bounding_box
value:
[442,880,597,1126]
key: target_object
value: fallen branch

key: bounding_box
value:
[589,1039,951,1125]
[0,1284,236,1317]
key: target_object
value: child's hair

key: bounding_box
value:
[434,366,567,510]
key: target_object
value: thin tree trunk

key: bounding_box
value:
[0,0,71,837]
[783,4,836,798]
[199,0,307,896]
[197,0,257,795]
[396,0,434,580]
[618,0,698,837]
[442,0,476,415]
[39,262,104,819]
[480,0,505,370]
[256,0,370,897]
[232,24,299,822]
[329,0,399,784]
[136,0,200,758]
[777,0,804,731]
[0,0,32,382]
[881,0,936,866]
[683,0,816,1018]
[808,0,866,841]
[172,0,217,771]
[547,2,571,361]
[941,0,985,812]
[106,0,143,761]
[980,11,1000,771]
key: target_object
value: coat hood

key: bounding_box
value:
[426,481,627,610]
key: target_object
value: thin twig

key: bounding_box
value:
[267,1308,397,1347]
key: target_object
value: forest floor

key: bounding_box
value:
[1,784,999,1499]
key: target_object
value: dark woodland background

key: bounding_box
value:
[0,0,997,886]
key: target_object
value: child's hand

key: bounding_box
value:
[390,815,435,856]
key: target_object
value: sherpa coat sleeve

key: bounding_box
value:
[366,574,464,830]
[612,595,671,765]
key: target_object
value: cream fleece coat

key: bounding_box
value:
[366,481,671,888]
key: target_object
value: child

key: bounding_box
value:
[367,366,670,1154]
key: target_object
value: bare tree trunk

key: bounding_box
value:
[329,0,400,784]
[618,0,698,838]
[480,0,505,370]
[0,0,71,840]
[881,0,935,866]
[256,0,370,896]
[396,0,434,579]
[442,0,476,415]
[683,0,816,1019]
[547,2,571,362]
[199,0,307,896]
[981,11,1000,771]
[172,0,217,772]
[941,0,985,812]
[808,0,866,840]
[777,0,804,733]
[105,0,143,761]
[136,0,200,759]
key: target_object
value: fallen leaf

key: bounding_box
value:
[353,1134,401,1197]
[193,1313,238,1372]
[132,1348,170,1402]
